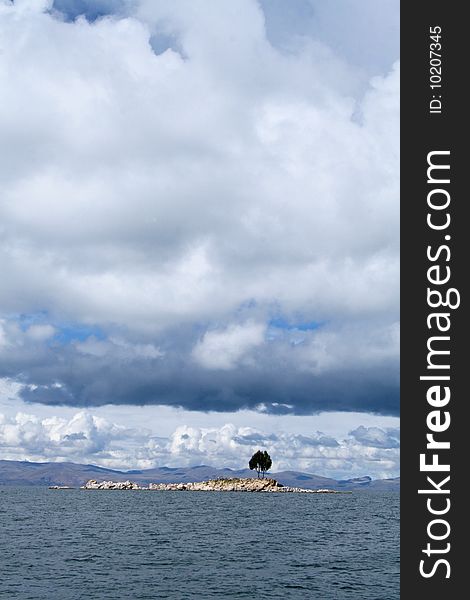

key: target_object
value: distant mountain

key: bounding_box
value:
[0,460,399,491]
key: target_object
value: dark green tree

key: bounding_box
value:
[249,450,272,479]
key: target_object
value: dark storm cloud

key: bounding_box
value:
[0,322,399,416]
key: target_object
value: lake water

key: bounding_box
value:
[0,487,399,599]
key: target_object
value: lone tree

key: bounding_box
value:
[249,450,272,479]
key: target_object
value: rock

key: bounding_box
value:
[81,479,144,490]
[82,477,345,493]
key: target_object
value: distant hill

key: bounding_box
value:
[0,460,399,491]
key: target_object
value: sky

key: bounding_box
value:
[0,0,399,479]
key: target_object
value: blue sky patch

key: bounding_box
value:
[52,0,124,22]
[53,323,106,344]
[268,317,322,331]
[16,312,105,344]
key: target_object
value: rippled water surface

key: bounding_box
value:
[0,487,399,599]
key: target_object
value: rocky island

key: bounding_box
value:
[79,451,348,493]
[81,477,345,493]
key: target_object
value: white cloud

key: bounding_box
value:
[0,1,398,330]
[0,409,399,479]
[349,425,399,449]
[0,319,56,345]
[192,322,265,370]
[0,410,142,463]
[296,321,400,375]
[25,324,56,341]
[0,321,8,348]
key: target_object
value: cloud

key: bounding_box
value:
[192,321,265,370]
[0,316,399,414]
[52,1,399,77]
[0,410,139,460]
[349,425,400,449]
[0,0,399,415]
[75,336,163,360]
[0,410,399,478]
[261,0,399,76]
[24,324,57,341]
